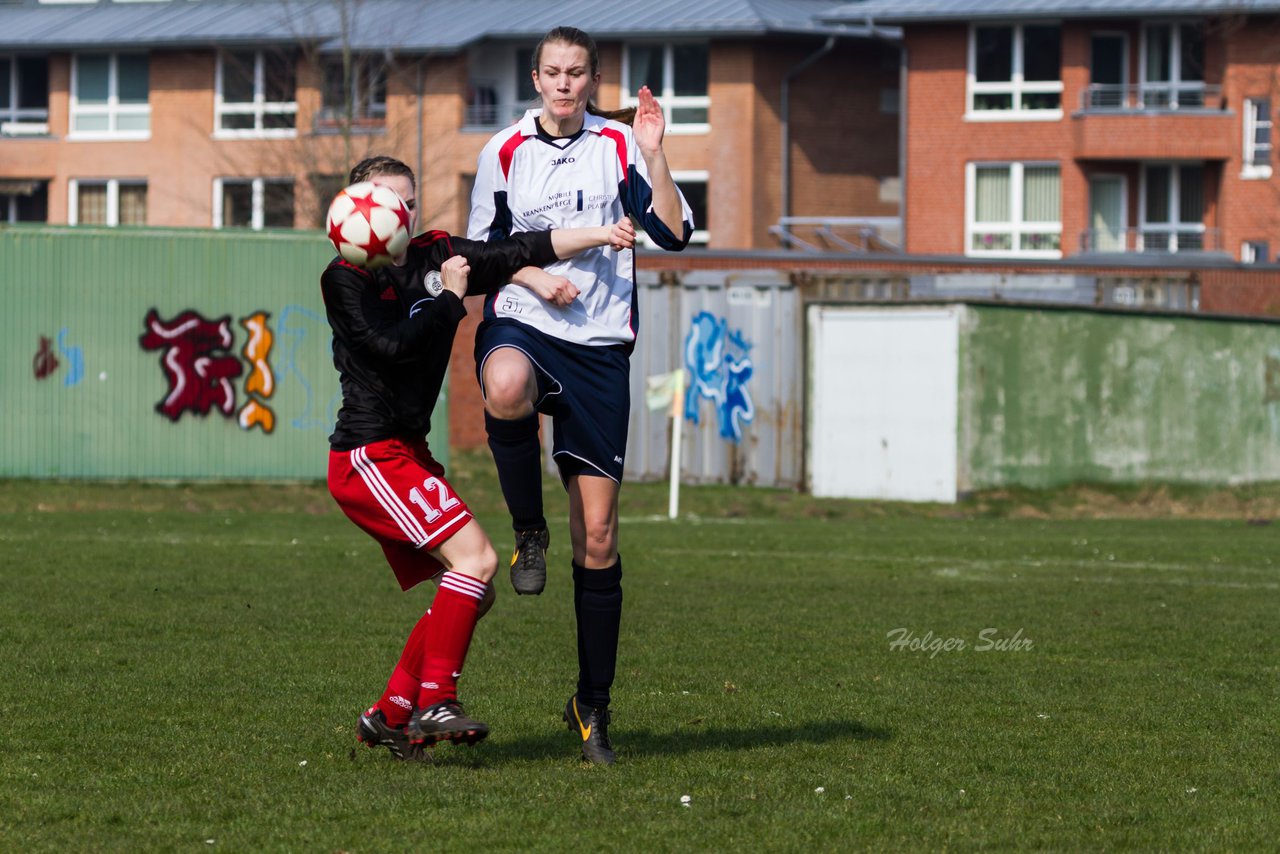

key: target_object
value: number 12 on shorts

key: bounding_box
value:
[408,477,461,522]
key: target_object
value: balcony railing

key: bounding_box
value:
[1080,227,1222,254]
[313,106,386,135]
[770,217,902,254]
[463,101,532,130]
[1080,83,1223,112]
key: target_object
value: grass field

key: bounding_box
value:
[1,454,1277,851]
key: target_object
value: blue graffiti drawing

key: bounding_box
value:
[683,311,755,443]
[278,305,342,430]
[56,328,84,387]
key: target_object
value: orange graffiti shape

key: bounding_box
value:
[238,400,276,433]
[240,312,276,397]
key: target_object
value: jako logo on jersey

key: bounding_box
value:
[550,156,576,166]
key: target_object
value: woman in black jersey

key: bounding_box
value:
[323,155,633,759]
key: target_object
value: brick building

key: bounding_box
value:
[0,0,901,250]
[831,0,1280,264]
[1,0,906,450]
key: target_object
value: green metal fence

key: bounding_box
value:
[1,225,447,480]
[959,305,1280,489]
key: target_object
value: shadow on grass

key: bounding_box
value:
[484,718,892,764]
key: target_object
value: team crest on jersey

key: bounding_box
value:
[424,270,444,297]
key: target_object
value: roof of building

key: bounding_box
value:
[0,0,889,52]
[828,0,1280,25]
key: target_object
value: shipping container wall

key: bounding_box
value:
[624,269,804,488]
[0,226,445,480]
[958,305,1280,489]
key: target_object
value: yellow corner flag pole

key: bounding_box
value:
[668,369,685,520]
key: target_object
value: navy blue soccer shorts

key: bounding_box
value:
[475,318,630,483]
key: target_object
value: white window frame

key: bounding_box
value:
[212,177,294,230]
[463,44,535,129]
[214,50,297,139]
[1242,97,1272,180]
[69,53,150,140]
[967,23,1064,121]
[1088,173,1129,251]
[1086,32,1129,110]
[1139,162,1207,252]
[635,170,708,248]
[621,42,710,135]
[1140,22,1206,109]
[965,161,1063,259]
[1,55,50,136]
[317,54,387,131]
[67,178,147,226]
[2,182,47,223]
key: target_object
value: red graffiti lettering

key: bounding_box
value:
[140,309,243,421]
[33,336,60,380]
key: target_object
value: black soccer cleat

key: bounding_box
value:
[356,707,425,761]
[510,527,550,595]
[564,695,616,766]
[408,700,490,746]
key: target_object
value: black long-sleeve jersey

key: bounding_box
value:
[320,228,557,450]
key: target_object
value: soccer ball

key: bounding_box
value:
[326,182,411,269]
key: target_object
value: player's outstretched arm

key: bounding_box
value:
[549,219,636,258]
[445,220,635,304]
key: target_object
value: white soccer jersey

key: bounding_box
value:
[469,109,693,348]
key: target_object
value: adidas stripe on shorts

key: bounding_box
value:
[328,436,472,591]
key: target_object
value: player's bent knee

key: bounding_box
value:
[581,527,617,566]
[434,520,500,584]
[482,360,536,416]
[476,581,496,618]
[453,541,499,584]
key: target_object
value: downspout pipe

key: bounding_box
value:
[781,36,836,230]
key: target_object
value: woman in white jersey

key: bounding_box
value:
[469,26,692,765]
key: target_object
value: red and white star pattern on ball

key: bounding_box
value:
[326,182,412,269]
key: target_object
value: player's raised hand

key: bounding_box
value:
[633,85,666,154]
[609,218,636,251]
[440,255,471,298]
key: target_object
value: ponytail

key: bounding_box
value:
[587,101,636,126]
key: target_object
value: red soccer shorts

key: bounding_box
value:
[328,436,473,591]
